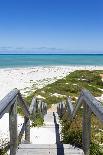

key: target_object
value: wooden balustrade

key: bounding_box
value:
[0,89,47,155]
[1,87,101,155]
[57,89,103,155]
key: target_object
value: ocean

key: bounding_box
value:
[0,54,103,68]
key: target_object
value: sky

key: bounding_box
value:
[0,0,103,54]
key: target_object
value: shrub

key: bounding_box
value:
[31,112,44,127]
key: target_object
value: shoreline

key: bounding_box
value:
[0,64,103,70]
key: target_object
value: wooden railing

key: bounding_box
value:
[57,89,103,155]
[0,88,47,155]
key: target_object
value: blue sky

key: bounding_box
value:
[0,0,103,54]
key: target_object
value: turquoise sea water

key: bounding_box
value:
[0,54,103,68]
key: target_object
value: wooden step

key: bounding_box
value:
[16,144,84,155]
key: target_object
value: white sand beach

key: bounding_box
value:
[0,65,103,100]
[0,65,103,147]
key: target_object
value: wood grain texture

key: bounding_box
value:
[0,88,19,119]
[66,89,103,123]
[17,93,30,118]
[82,102,91,155]
[9,102,17,155]
[16,144,84,155]
[29,97,37,114]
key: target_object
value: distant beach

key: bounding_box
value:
[0,65,103,100]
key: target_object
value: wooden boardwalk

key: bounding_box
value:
[16,144,84,155]
[16,112,84,155]
[1,88,103,155]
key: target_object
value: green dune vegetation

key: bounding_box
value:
[26,70,103,105]
[25,70,103,154]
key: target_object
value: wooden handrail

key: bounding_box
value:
[0,88,19,119]
[57,89,103,155]
[0,89,47,155]
[72,89,103,122]
[17,92,30,117]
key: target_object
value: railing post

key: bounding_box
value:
[45,103,47,114]
[58,103,60,115]
[24,116,30,143]
[82,101,92,155]
[9,102,17,155]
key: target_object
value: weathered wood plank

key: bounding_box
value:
[0,88,19,119]
[17,93,30,118]
[67,97,74,119]
[16,144,84,155]
[29,97,36,114]
[67,89,103,123]
[82,89,103,122]
[18,144,75,149]
[18,97,38,144]
[60,101,65,116]
[21,97,37,144]
[72,95,83,119]
[43,102,47,115]
[57,102,65,116]
[9,102,17,155]
[82,101,91,155]
[18,122,25,144]
[38,100,42,112]
[18,116,31,144]
[57,103,59,114]
[57,103,61,115]
[24,116,30,143]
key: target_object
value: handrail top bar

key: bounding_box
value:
[67,89,103,123]
[81,89,103,122]
[0,88,19,119]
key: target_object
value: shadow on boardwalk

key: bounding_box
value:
[53,112,64,155]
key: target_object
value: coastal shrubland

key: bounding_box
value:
[30,112,44,127]
[61,111,103,155]
[60,71,103,154]
[25,70,103,154]
[25,70,103,106]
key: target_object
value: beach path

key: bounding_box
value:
[16,105,84,155]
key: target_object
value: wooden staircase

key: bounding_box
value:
[16,112,84,155]
[1,88,103,155]
[16,144,84,155]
